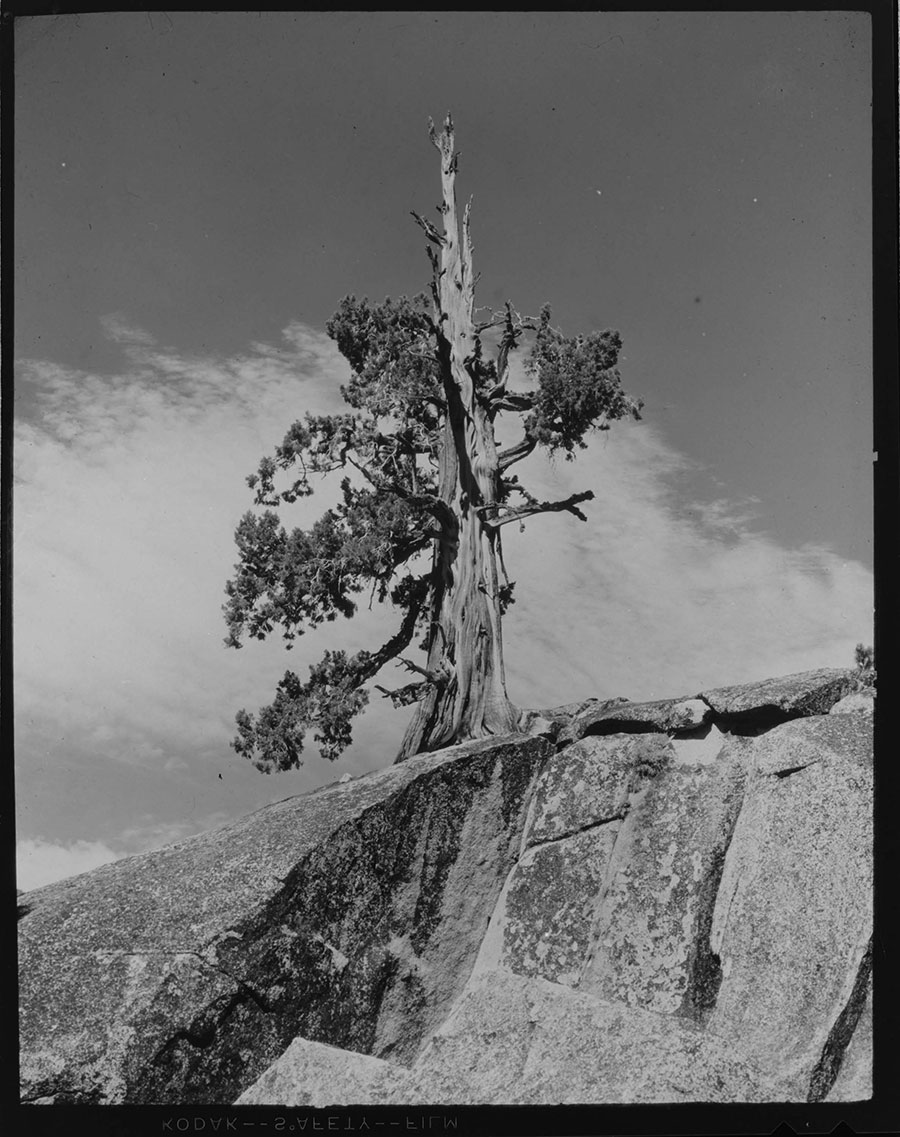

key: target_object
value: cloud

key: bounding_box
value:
[17,838,122,892]
[99,313,159,346]
[501,424,873,707]
[16,812,244,892]
[14,317,873,857]
[15,319,366,768]
[116,813,236,854]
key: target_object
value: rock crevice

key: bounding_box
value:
[807,937,873,1103]
[18,668,872,1106]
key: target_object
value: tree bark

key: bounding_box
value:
[396,116,519,760]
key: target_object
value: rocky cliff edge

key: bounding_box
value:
[18,668,873,1105]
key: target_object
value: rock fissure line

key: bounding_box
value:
[17,672,871,1107]
[99,945,275,1009]
[806,937,873,1103]
[773,762,819,779]
[574,788,648,987]
[525,809,627,853]
[688,693,832,735]
[678,773,747,1024]
[514,746,556,858]
[19,1082,99,1107]
[693,696,816,735]
[198,955,275,1013]
[581,720,667,738]
[146,950,276,1073]
[558,690,826,747]
[150,978,274,1065]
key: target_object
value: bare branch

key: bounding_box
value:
[473,310,511,334]
[342,455,454,535]
[489,390,535,414]
[410,210,445,246]
[375,680,428,707]
[331,581,430,696]
[498,435,537,471]
[474,304,541,336]
[373,653,453,709]
[478,490,596,529]
[397,656,449,683]
[344,452,412,498]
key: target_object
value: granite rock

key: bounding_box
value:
[20,670,873,1107]
[18,734,551,1104]
[707,715,873,1098]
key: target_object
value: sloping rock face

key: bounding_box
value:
[236,1038,412,1107]
[705,715,873,1096]
[238,970,797,1106]
[18,734,551,1104]
[20,668,872,1106]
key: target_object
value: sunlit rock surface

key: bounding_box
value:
[19,668,871,1105]
[19,734,550,1104]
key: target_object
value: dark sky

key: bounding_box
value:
[17,10,872,562]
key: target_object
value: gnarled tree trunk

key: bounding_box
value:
[396,116,519,760]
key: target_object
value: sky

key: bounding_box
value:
[14,11,873,891]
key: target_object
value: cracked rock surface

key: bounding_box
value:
[403,969,798,1104]
[18,733,551,1104]
[20,669,872,1106]
[706,715,873,1095]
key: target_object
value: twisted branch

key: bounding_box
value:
[477,489,596,529]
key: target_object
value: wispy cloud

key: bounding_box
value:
[17,838,122,892]
[14,317,873,873]
[99,313,159,346]
[15,318,360,764]
[501,423,872,708]
[16,811,241,892]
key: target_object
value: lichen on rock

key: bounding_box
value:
[19,670,873,1107]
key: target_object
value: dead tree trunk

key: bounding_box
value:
[396,115,520,759]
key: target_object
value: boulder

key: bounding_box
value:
[472,734,677,986]
[558,696,710,745]
[578,730,746,1018]
[537,696,616,721]
[707,714,873,1097]
[472,825,619,986]
[236,1037,412,1106]
[524,734,641,846]
[403,970,796,1104]
[698,668,857,727]
[19,670,873,1107]
[830,691,875,716]
[18,733,551,1104]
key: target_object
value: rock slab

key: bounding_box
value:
[708,715,873,1096]
[18,734,551,1104]
[20,670,872,1107]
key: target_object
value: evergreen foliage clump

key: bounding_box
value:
[852,643,875,691]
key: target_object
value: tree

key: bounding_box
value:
[853,643,876,690]
[224,115,643,772]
